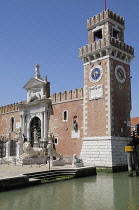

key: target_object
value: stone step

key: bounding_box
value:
[24,169,77,180]
[28,178,41,185]
[24,169,77,176]
[27,172,76,180]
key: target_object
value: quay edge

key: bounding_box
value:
[0,166,97,192]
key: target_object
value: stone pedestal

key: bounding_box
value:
[16,156,47,165]
[40,139,47,148]
[50,160,65,166]
[16,142,23,158]
[72,162,84,168]
[33,142,40,148]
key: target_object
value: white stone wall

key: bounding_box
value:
[80,137,129,167]
[111,140,128,166]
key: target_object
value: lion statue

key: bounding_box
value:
[20,142,45,159]
[72,154,84,167]
[47,140,63,160]
[47,131,63,160]
[73,154,83,164]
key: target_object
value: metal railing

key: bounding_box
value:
[9,140,17,156]
[0,140,6,158]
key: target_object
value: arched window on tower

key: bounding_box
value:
[10,117,14,132]
[94,29,102,41]
[113,29,119,39]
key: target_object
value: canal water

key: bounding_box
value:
[0,172,139,210]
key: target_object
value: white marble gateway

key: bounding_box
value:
[16,64,52,147]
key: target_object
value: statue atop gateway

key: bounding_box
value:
[35,63,41,79]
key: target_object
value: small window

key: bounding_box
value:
[94,29,102,41]
[54,137,58,145]
[10,117,14,132]
[63,110,68,121]
[113,29,119,39]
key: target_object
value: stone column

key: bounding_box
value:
[20,115,23,132]
[23,115,27,138]
[40,112,48,149]
[22,115,25,134]
[5,141,10,158]
[44,111,47,139]
[27,126,30,141]
[41,112,44,139]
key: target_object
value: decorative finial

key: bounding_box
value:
[44,75,47,83]
[35,63,40,79]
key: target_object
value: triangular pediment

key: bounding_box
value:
[23,77,45,90]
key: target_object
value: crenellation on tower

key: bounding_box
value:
[79,35,134,64]
[83,9,133,67]
[79,37,134,56]
[87,9,125,29]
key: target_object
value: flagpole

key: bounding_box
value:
[104,0,106,11]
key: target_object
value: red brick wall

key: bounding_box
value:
[83,58,109,137]
[49,99,83,157]
[0,111,20,139]
[110,58,131,137]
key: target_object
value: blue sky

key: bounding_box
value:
[0,0,138,118]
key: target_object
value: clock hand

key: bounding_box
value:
[119,70,124,78]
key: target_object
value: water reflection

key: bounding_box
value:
[0,172,139,210]
[113,173,139,210]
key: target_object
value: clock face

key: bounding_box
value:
[115,65,126,83]
[89,65,103,83]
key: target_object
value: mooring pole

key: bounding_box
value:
[49,157,50,169]
[127,151,133,177]
[132,145,139,176]
[125,141,134,177]
[131,131,139,176]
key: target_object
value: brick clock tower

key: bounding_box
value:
[79,9,134,169]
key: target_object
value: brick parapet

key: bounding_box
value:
[87,9,125,29]
[0,88,84,113]
[0,103,19,114]
[51,88,84,103]
[79,36,134,57]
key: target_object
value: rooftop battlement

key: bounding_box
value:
[51,88,83,103]
[87,9,125,29]
[0,103,19,114]
[0,88,84,113]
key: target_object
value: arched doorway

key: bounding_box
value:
[30,117,41,146]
